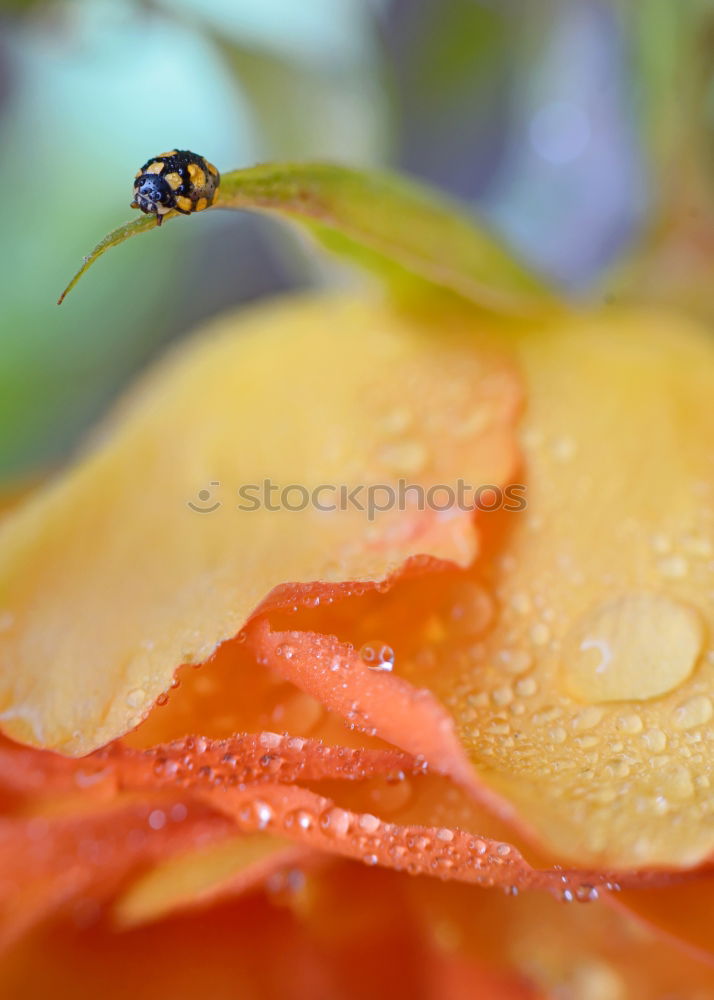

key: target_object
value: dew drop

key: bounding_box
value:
[360,641,395,672]
[448,582,494,636]
[510,593,531,615]
[369,778,413,813]
[492,686,513,707]
[562,593,704,702]
[662,765,694,801]
[574,884,599,902]
[272,692,324,734]
[499,649,532,675]
[615,713,643,735]
[650,532,671,555]
[255,801,274,830]
[358,813,381,834]
[682,534,712,558]
[657,554,689,580]
[378,440,426,475]
[320,807,351,837]
[672,694,712,731]
[284,809,314,832]
[550,435,577,462]
[126,688,146,709]
[148,809,166,831]
[381,407,413,434]
[515,677,538,697]
[571,706,605,731]
[530,623,551,646]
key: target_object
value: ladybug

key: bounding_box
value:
[131,150,220,226]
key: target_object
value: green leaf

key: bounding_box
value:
[59,161,555,315]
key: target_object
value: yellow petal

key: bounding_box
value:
[0,294,521,754]
[449,307,714,867]
[114,835,311,928]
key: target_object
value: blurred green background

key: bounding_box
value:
[0,0,711,484]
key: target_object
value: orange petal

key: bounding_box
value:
[253,621,477,788]
[193,779,668,896]
[0,797,234,950]
[407,875,714,999]
[0,294,521,755]
[0,864,545,1000]
[98,733,418,790]
[612,877,714,968]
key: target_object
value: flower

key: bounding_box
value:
[1,161,714,996]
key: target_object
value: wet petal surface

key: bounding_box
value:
[0,294,520,754]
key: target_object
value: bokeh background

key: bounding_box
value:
[0,0,709,484]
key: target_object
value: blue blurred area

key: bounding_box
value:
[381,0,645,290]
[0,0,646,483]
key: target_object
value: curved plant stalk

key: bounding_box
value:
[59,161,556,316]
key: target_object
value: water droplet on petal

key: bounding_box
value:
[615,713,643,735]
[657,554,689,579]
[369,777,413,813]
[284,808,314,832]
[562,593,704,702]
[381,407,413,434]
[515,677,538,697]
[530,623,551,646]
[126,688,146,709]
[641,728,667,752]
[360,641,395,672]
[320,807,351,837]
[148,809,166,831]
[358,813,381,834]
[499,649,532,675]
[672,694,712,730]
[447,582,494,637]
[378,440,426,475]
[662,766,694,801]
[550,435,577,462]
[255,801,273,830]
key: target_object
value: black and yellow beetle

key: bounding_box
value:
[131,150,220,226]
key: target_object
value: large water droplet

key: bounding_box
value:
[562,593,704,702]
